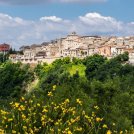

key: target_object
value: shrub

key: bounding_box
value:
[0,86,115,134]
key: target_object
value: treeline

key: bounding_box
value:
[0,53,134,133]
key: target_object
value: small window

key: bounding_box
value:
[104,49,106,54]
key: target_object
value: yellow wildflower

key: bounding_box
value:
[68,121,71,126]
[2,120,5,124]
[30,100,33,103]
[70,118,75,123]
[120,131,123,134]
[65,98,70,103]
[22,114,26,120]
[125,130,128,133]
[42,121,46,126]
[72,110,76,115]
[3,116,7,120]
[0,129,4,134]
[53,85,56,90]
[88,118,91,123]
[96,117,103,122]
[23,126,27,130]
[10,102,13,105]
[47,91,53,97]
[8,118,13,122]
[75,127,82,131]
[48,118,53,122]
[58,129,61,132]
[34,127,39,132]
[37,103,40,107]
[94,105,99,110]
[76,99,82,105]
[55,122,59,125]
[1,110,7,115]
[106,130,112,134]
[54,106,59,110]
[21,97,25,101]
[29,128,34,134]
[14,102,19,108]
[51,102,54,105]
[92,112,95,117]
[20,105,25,110]
[41,115,47,122]
[103,124,108,128]
[112,123,115,126]
[12,130,17,134]
[82,110,85,115]
[68,130,72,134]
[74,116,79,122]
[50,128,54,132]
[85,115,90,119]
[42,108,48,113]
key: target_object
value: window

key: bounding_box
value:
[104,49,106,54]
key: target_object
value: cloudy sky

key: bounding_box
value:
[0,0,134,49]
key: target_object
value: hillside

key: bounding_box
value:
[0,53,134,134]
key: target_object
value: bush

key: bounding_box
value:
[0,85,116,134]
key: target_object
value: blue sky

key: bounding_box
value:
[0,0,134,48]
[0,0,134,21]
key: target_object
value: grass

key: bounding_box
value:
[68,64,86,77]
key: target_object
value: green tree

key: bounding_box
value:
[0,62,34,98]
[84,54,106,80]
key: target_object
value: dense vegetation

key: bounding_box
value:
[0,53,134,134]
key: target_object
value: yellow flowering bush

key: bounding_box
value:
[0,85,131,134]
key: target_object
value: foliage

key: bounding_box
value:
[0,53,134,133]
[0,53,9,63]
[84,54,107,80]
[52,57,71,68]
[0,85,117,134]
[67,64,86,77]
[8,48,17,54]
[85,53,133,81]
[0,62,34,98]
[72,57,83,65]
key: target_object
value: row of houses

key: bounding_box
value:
[9,32,134,64]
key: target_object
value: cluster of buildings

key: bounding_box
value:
[9,32,134,64]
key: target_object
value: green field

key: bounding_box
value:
[68,64,86,77]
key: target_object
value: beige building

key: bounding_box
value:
[98,45,111,57]
[129,50,134,65]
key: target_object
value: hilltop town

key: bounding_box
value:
[9,32,134,64]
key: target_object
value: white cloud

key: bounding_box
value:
[40,16,63,22]
[79,12,123,33]
[0,12,133,49]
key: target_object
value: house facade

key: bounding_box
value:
[0,43,10,54]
